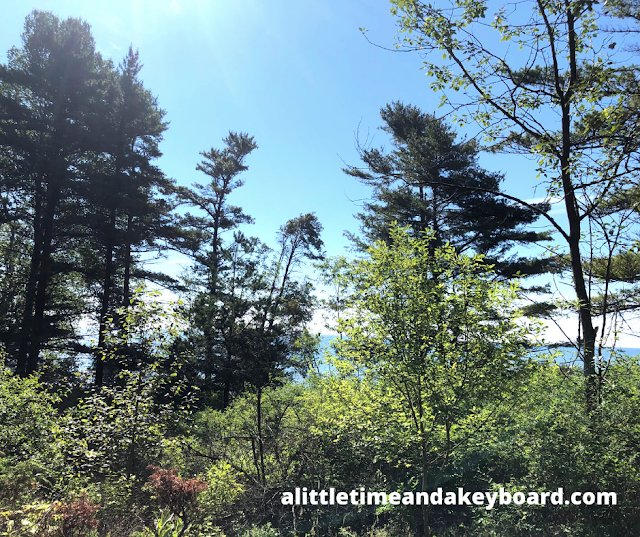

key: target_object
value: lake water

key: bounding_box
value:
[316,334,640,370]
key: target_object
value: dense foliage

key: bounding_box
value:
[1,5,640,537]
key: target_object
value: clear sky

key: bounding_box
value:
[0,0,551,256]
[2,0,636,347]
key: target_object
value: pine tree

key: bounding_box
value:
[175,135,323,406]
[0,14,178,380]
[0,11,108,374]
[78,47,173,385]
[344,102,553,278]
[174,132,258,404]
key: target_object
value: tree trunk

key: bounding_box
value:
[95,205,116,386]
[26,176,60,374]
[257,387,266,486]
[15,177,44,375]
[561,3,597,411]
[420,418,431,537]
[123,214,133,308]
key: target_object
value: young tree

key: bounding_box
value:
[345,102,553,278]
[387,0,640,409]
[330,225,536,536]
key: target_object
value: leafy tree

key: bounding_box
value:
[189,383,325,530]
[345,102,553,278]
[467,356,640,535]
[0,353,66,520]
[387,0,640,409]
[63,293,192,479]
[0,357,61,466]
[330,225,536,535]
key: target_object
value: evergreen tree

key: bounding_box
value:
[175,135,322,406]
[0,11,108,374]
[0,13,179,381]
[182,215,322,407]
[174,132,258,296]
[78,47,173,385]
[173,132,258,403]
[344,102,553,278]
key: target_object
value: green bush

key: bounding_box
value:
[0,361,61,465]
[61,369,170,479]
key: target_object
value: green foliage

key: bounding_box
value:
[191,383,320,488]
[466,359,640,535]
[388,0,640,409]
[100,289,190,379]
[332,224,537,440]
[0,492,100,537]
[61,370,169,478]
[587,250,640,284]
[0,361,60,464]
[0,360,63,514]
[61,294,191,479]
[0,502,57,537]
[3,6,640,537]
[237,523,280,537]
[328,224,539,532]
[135,509,188,537]
[197,462,244,521]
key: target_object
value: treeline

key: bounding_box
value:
[0,11,322,404]
[0,11,555,403]
[2,4,640,537]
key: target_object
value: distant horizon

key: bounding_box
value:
[317,334,640,359]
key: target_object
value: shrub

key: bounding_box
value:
[197,461,244,522]
[52,491,100,537]
[0,361,61,465]
[145,466,207,527]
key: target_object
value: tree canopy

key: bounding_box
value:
[345,101,553,278]
[388,0,640,410]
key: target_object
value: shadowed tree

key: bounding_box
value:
[345,102,553,279]
[0,11,108,374]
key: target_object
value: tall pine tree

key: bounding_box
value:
[174,135,323,406]
[344,102,553,278]
[79,47,173,385]
[0,11,108,374]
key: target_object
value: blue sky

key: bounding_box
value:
[0,0,550,261]
[5,0,635,347]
